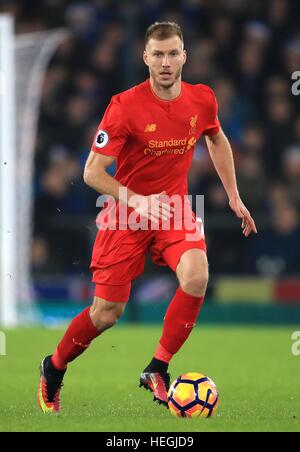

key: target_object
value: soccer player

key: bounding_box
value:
[38,22,257,413]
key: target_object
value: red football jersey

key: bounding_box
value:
[91,78,220,198]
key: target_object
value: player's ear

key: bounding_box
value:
[183,49,187,65]
[143,50,149,67]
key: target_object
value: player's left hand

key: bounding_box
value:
[229,195,257,237]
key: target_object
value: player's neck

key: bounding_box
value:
[149,77,182,101]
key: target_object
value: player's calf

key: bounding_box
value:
[90,296,126,332]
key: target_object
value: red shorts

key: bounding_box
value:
[90,212,206,303]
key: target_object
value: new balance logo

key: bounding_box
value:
[144,124,157,132]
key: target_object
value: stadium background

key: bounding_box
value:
[1,0,300,325]
[1,0,300,434]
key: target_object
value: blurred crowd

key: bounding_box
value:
[1,0,300,279]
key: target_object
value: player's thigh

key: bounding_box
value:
[176,248,209,287]
[91,229,151,285]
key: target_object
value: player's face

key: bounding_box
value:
[144,36,187,89]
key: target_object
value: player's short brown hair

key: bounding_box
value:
[145,22,184,46]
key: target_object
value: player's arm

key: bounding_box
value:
[205,129,257,237]
[83,151,173,222]
[83,151,136,205]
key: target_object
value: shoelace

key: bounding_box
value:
[43,380,64,405]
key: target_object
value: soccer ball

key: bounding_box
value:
[167,372,219,418]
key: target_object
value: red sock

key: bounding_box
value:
[51,307,100,370]
[154,343,173,363]
[157,286,204,358]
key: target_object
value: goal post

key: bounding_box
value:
[0,14,17,327]
[0,14,69,327]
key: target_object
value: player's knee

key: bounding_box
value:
[181,271,208,297]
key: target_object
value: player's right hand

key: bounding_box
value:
[128,191,174,223]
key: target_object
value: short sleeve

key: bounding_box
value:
[202,88,221,137]
[91,96,129,158]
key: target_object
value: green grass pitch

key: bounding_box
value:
[0,325,299,432]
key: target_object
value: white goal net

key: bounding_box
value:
[0,14,68,326]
